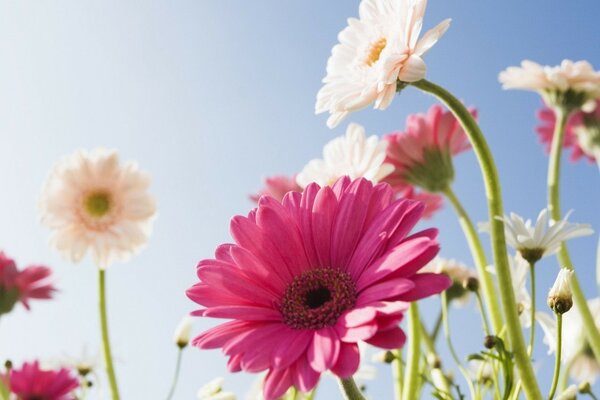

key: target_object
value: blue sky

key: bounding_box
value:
[0,1,599,398]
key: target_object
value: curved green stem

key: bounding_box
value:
[165,349,183,400]
[528,262,536,356]
[441,292,476,399]
[547,106,600,365]
[338,377,366,400]
[548,313,563,400]
[412,79,541,399]
[99,269,120,400]
[402,303,422,400]
[442,185,502,333]
[392,349,403,400]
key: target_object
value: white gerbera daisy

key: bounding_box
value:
[198,377,236,400]
[499,60,600,111]
[479,209,593,264]
[40,148,157,269]
[537,298,600,384]
[296,123,394,188]
[316,0,451,128]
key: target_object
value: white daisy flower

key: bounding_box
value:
[40,148,157,269]
[316,0,451,128]
[499,60,600,111]
[173,316,194,348]
[296,123,394,188]
[479,209,593,263]
[422,258,476,306]
[488,255,531,327]
[537,298,600,384]
[198,377,236,400]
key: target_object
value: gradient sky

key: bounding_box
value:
[1,1,599,399]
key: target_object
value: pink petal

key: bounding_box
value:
[292,357,321,393]
[396,273,451,301]
[330,343,360,378]
[191,320,253,349]
[272,330,313,369]
[312,186,338,268]
[198,305,281,321]
[366,326,407,349]
[308,327,340,372]
[356,278,415,306]
[336,323,378,342]
[264,368,294,400]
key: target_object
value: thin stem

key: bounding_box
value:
[528,261,536,356]
[548,313,563,400]
[442,185,502,334]
[402,303,422,400]
[441,292,476,399]
[338,377,366,400]
[418,318,452,396]
[99,269,120,400]
[431,311,443,342]
[392,349,403,400]
[589,392,600,400]
[547,107,600,364]
[475,291,491,336]
[412,79,541,399]
[165,349,183,400]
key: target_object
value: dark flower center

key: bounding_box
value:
[281,267,356,330]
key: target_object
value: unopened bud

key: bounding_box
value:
[173,316,194,349]
[557,384,578,400]
[579,381,592,394]
[4,359,12,370]
[426,353,442,369]
[484,335,497,349]
[373,350,396,364]
[548,269,574,315]
[463,277,479,292]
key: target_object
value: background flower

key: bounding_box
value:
[250,175,302,203]
[9,361,79,400]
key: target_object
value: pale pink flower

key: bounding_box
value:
[499,60,600,110]
[187,177,450,400]
[0,251,55,314]
[9,361,79,400]
[383,104,473,192]
[250,175,302,203]
[537,100,600,161]
[40,149,157,269]
[316,0,451,128]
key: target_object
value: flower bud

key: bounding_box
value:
[579,381,592,394]
[547,269,574,315]
[484,335,497,349]
[426,353,442,369]
[173,316,193,349]
[372,350,396,364]
[463,277,479,292]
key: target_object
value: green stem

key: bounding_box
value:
[338,377,366,400]
[431,311,443,342]
[547,106,600,365]
[442,185,502,333]
[392,349,404,400]
[441,292,476,399]
[418,318,452,397]
[547,313,563,400]
[528,262,536,357]
[165,349,183,400]
[402,303,422,400]
[475,291,491,336]
[412,79,541,399]
[99,269,120,400]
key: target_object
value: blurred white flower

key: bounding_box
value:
[198,377,236,400]
[479,209,593,263]
[173,316,193,348]
[537,298,600,384]
[489,255,531,327]
[40,148,157,269]
[499,60,600,111]
[422,258,475,306]
[316,0,451,128]
[296,123,393,188]
[557,385,578,400]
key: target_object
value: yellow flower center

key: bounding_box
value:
[84,191,111,218]
[366,37,387,66]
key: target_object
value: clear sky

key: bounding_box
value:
[1,1,599,399]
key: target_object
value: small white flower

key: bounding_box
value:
[173,316,193,348]
[198,377,236,400]
[296,123,394,188]
[422,258,475,306]
[489,255,531,327]
[537,298,600,384]
[479,209,593,263]
[40,148,157,269]
[499,60,600,111]
[316,0,451,128]
[548,269,574,314]
[557,384,578,400]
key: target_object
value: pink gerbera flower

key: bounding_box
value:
[9,361,79,400]
[383,104,473,193]
[250,175,302,203]
[0,252,55,315]
[187,177,450,399]
[397,186,443,219]
[536,100,600,162]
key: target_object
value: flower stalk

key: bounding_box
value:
[547,313,563,400]
[165,349,183,400]
[411,78,542,399]
[99,269,120,400]
[402,303,422,400]
[338,377,366,400]
[547,106,600,364]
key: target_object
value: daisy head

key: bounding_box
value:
[383,105,473,193]
[316,0,451,128]
[250,175,302,203]
[499,60,600,111]
[547,269,573,315]
[39,149,157,269]
[9,361,79,400]
[480,209,593,264]
[197,377,236,400]
[296,123,394,188]
[422,258,475,306]
[0,252,55,315]
[187,177,450,399]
